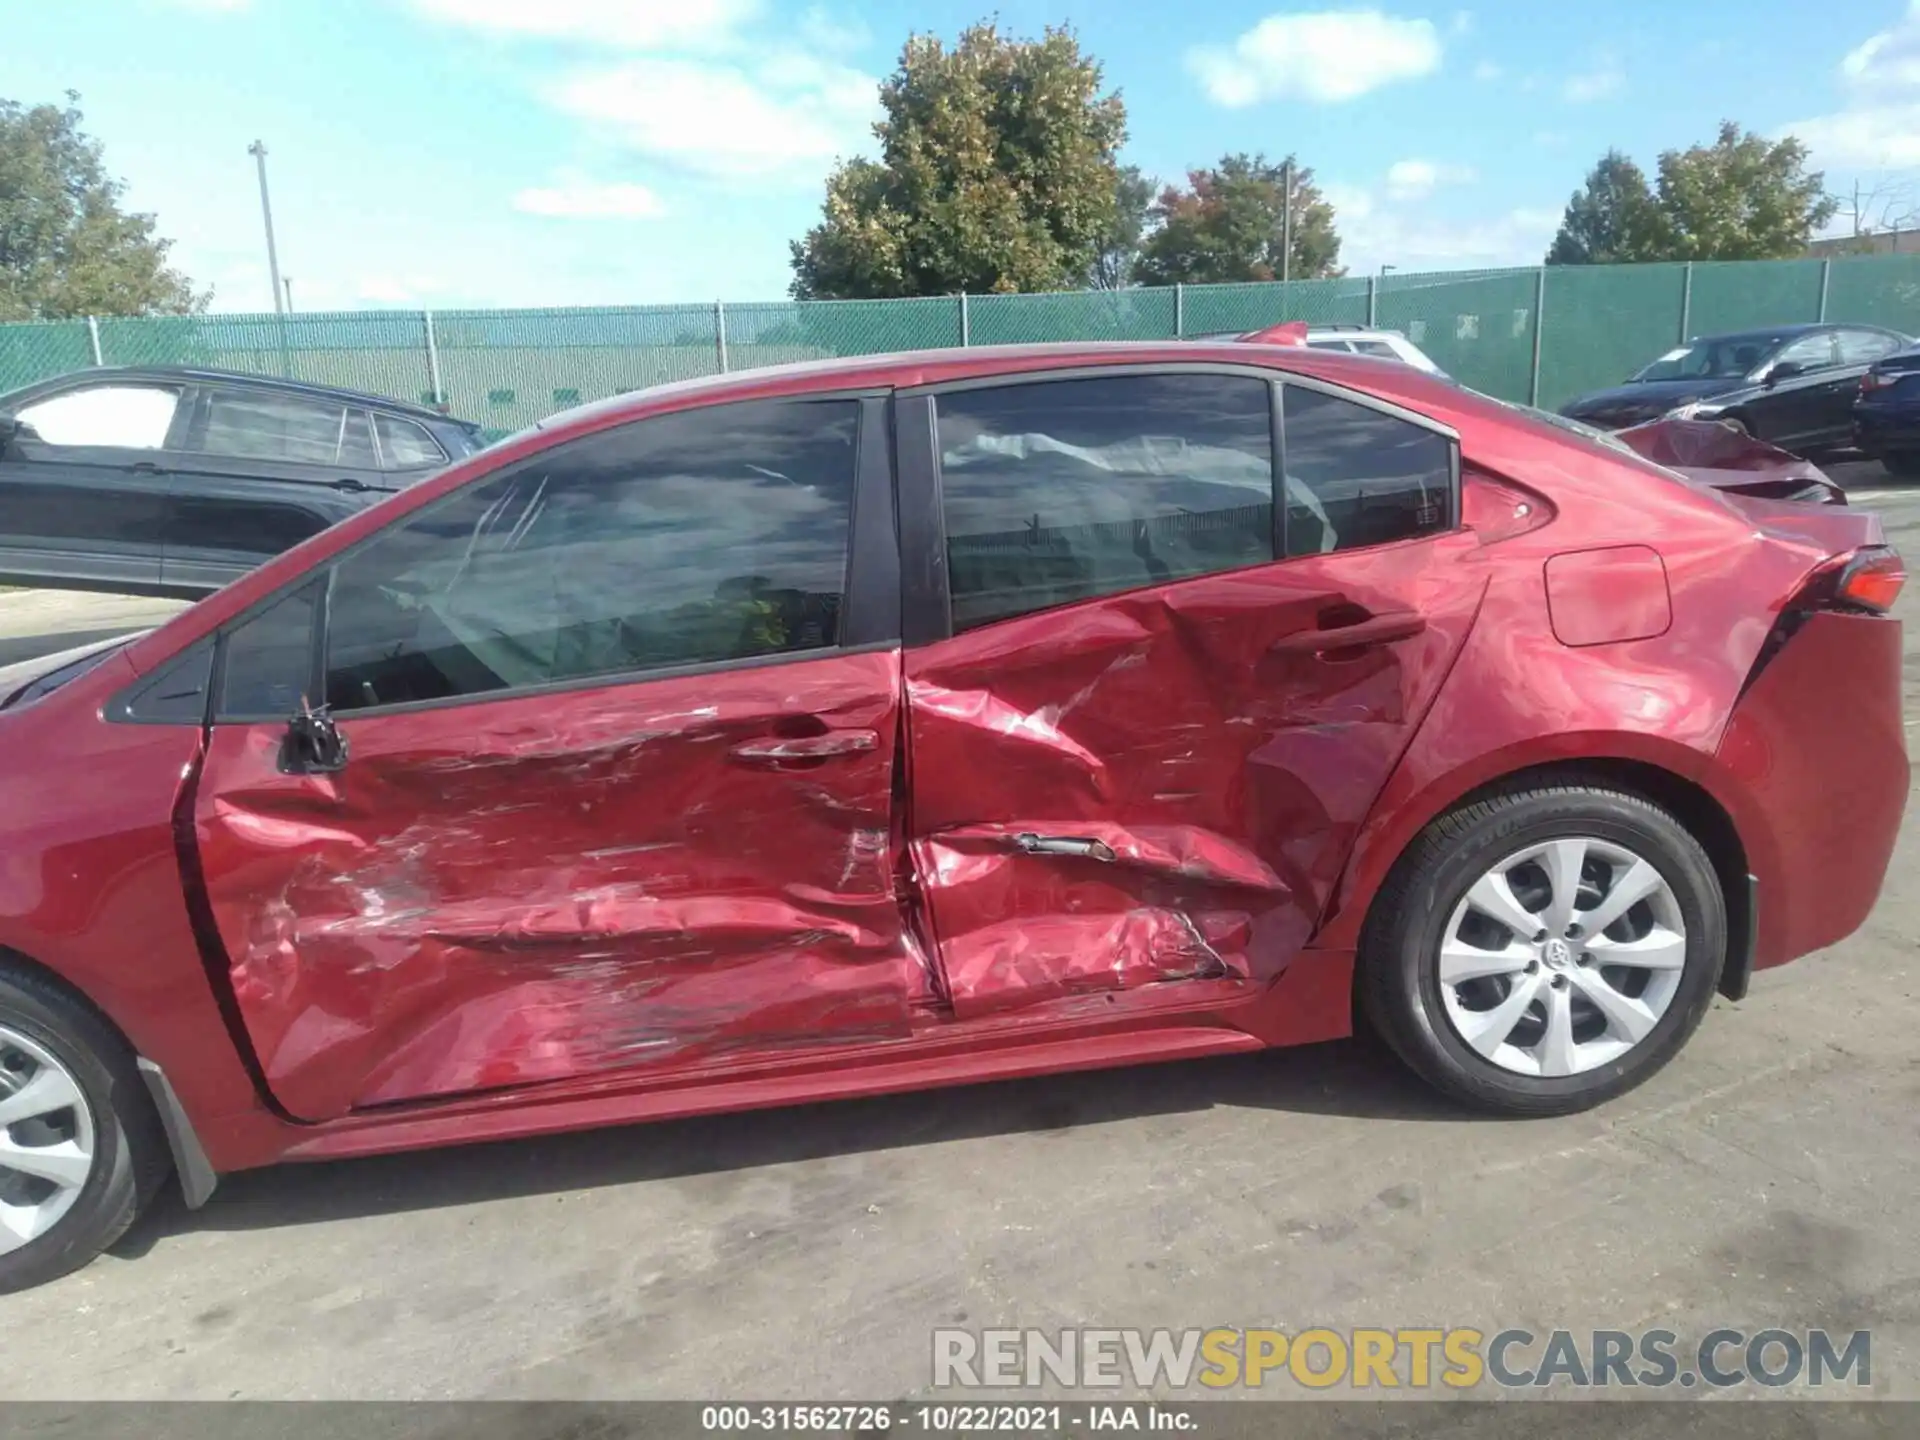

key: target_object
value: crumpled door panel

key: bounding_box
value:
[907,538,1485,1017]
[192,649,922,1121]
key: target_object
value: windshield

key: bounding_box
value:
[1633,336,1780,383]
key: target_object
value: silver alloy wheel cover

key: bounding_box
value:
[1437,837,1688,1078]
[0,1025,97,1255]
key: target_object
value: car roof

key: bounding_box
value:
[9,365,459,424]
[533,340,1471,439]
[1688,323,1833,345]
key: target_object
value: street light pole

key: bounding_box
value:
[247,140,291,375]
[248,141,286,318]
[282,276,294,313]
[1282,157,1297,288]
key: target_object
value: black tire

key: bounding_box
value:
[1358,784,1725,1116]
[0,968,169,1293]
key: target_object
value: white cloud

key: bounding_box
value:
[1562,64,1623,103]
[1385,159,1476,198]
[407,0,757,51]
[1188,10,1442,106]
[551,55,878,181]
[1327,182,1557,273]
[797,5,871,54]
[1785,2,1920,167]
[1472,59,1502,81]
[513,179,667,217]
[1450,10,1473,34]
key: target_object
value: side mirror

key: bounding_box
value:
[1765,361,1805,385]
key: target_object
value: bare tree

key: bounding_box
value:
[1826,173,1920,253]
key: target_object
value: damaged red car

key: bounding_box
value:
[0,341,1906,1290]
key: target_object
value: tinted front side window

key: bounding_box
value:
[935,373,1275,630]
[196,390,352,465]
[1282,387,1452,556]
[321,398,859,712]
[16,385,180,449]
[1773,332,1838,372]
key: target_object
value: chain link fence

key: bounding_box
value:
[6,254,1920,430]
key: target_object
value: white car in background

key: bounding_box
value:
[1191,323,1448,377]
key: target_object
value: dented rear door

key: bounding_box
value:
[898,369,1484,1020]
[190,394,922,1121]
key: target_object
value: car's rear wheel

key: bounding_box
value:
[0,970,166,1292]
[1359,783,1725,1115]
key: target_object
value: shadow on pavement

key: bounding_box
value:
[115,1035,1479,1255]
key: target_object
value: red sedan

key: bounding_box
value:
[0,342,1904,1291]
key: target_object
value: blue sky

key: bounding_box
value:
[7,0,1920,313]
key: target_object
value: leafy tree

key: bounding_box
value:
[1547,123,1837,264]
[1089,164,1155,289]
[1655,122,1836,260]
[0,92,206,320]
[789,22,1126,299]
[1545,151,1667,264]
[1134,153,1341,286]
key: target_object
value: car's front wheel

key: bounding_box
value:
[0,970,167,1292]
[1360,783,1725,1115]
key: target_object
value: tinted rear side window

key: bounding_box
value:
[320,398,860,712]
[1281,387,1453,555]
[935,373,1275,630]
[374,413,447,469]
[195,390,353,465]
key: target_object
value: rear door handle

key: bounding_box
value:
[330,477,372,494]
[1270,610,1426,657]
[129,461,166,476]
[730,730,879,762]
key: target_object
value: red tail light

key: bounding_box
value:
[1833,547,1907,613]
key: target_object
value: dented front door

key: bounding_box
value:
[190,394,923,1121]
[195,655,915,1121]
[901,371,1485,1019]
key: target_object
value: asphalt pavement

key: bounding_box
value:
[0,467,1918,1402]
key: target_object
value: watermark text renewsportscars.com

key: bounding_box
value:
[931,1327,1872,1391]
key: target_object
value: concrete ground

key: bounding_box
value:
[1,463,1919,1403]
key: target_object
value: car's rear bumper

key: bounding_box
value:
[1851,410,1920,455]
[1712,610,1907,972]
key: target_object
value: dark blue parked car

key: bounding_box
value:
[1853,346,1920,475]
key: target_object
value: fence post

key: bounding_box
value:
[715,300,729,373]
[1174,283,1185,338]
[1528,267,1547,407]
[422,311,444,408]
[958,292,970,346]
[1366,275,1378,329]
[87,316,104,366]
[1818,258,1832,322]
[1679,262,1693,343]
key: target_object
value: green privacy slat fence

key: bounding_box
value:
[7,254,1920,430]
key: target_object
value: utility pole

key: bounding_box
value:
[282,276,294,313]
[1282,156,1297,286]
[248,140,291,376]
[248,141,286,318]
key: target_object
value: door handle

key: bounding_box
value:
[129,461,166,475]
[1269,609,1426,657]
[730,730,879,762]
[330,477,372,493]
[1013,833,1117,862]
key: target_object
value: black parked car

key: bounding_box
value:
[1558,322,1909,453]
[1852,346,1920,474]
[0,367,485,597]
